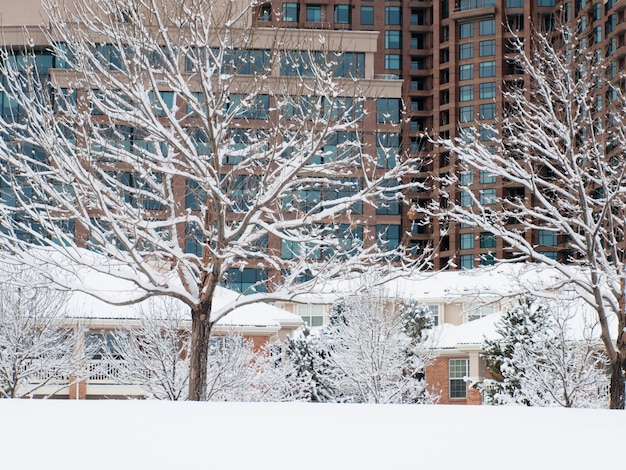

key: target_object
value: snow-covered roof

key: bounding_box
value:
[383,263,567,302]
[434,313,504,348]
[66,286,302,330]
[433,296,608,350]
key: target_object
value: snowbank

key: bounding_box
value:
[0,400,620,470]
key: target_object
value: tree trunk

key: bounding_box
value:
[188,308,212,401]
[609,355,625,409]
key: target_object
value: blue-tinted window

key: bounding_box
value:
[459,23,473,39]
[334,5,351,24]
[377,98,402,123]
[282,3,299,21]
[224,268,267,293]
[385,6,402,25]
[361,6,374,25]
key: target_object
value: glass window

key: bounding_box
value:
[459,64,474,80]
[479,103,495,120]
[479,170,496,184]
[480,19,496,36]
[376,224,401,251]
[459,23,473,39]
[384,54,402,70]
[479,125,495,141]
[460,233,474,250]
[459,43,474,60]
[479,40,496,57]
[449,359,469,398]
[376,180,401,215]
[224,268,267,293]
[377,98,401,123]
[460,171,473,186]
[376,133,399,169]
[539,230,558,246]
[537,0,555,5]
[468,304,494,321]
[479,82,496,99]
[460,191,473,207]
[480,253,496,265]
[479,61,496,78]
[426,305,440,326]
[361,6,374,25]
[506,0,524,7]
[282,3,299,21]
[459,84,474,102]
[306,4,322,22]
[385,6,402,25]
[334,5,351,24]
[297,304,325,327]
[459,105,474,123]
[480,188,497,205]
[385,30,402,49]
[480,231,497,248]
[459,255,474,270]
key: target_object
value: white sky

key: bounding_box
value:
[0,400,620,469]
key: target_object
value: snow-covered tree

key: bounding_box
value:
[286,326,335,402]
[0,269,88,398]
[106,297,309,401]
[206,335,310,402]
[289,295,438,404]
[0,0,430,400]
[482,297,609,408]
[107,298,191,400]
[433,24,626,408]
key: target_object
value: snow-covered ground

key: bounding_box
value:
[1,400,621,469]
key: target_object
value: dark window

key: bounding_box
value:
[282,3,299,22]
[306,4,322,22]
[459,23,473,39]
[334,5,351,24]
[385,6,402,25]
[361,6,374,25]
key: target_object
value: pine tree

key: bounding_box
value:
[482,297,553,405]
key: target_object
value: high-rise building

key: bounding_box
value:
[255,0,626,269]
[2,0,624,273]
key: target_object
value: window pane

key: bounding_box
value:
[479,40,496,57]
[282,3,299,21]
[459,43,474,60]
[479,61,496,78]
[361,6,374,25]
[480,19,495,36]
[479,103,495,120]
[459,23,473,39]
[459,85,474,102]
[385,30,402,49]
[385,7,402,25]
[480,231,497,248]
[334,5,351,24]
[306,5,321,22]
[479,82,496,99]
[459,105,474,123]
[459,64,473,81]
[460,233,474,250]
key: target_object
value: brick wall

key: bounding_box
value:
[426,356,483,405]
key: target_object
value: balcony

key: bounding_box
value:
[451,0,496,19]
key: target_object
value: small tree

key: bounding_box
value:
[108,298,190,400]
[206,336,310,402]
[482,297,609,408]
[0,0,429,400]
[289,295,438,404]
[433,24,626,408]
[0,270,88,398]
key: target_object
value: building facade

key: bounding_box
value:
[255,0,626,269]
